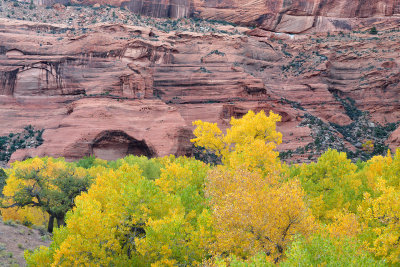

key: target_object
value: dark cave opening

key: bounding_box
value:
[91,130,155,161]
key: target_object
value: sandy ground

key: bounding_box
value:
[0,219,51,266]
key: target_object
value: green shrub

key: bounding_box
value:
[282,234,386,267]
[0,168,6,197]
[369,27,378,35]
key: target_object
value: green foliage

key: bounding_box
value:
[370,27,378,35]
[333,94,363,121]
[75,155,107,169]
[75,155,97,168]
[0,126,44,162]
[282,234,386,266]
[29,0,35,10]
[208,50,226,56]
[198,66,212,73]
[0,168,6,197]
[1,158,93,232]
[193,145,222,165]
[108,155,163,180]
[17,110,400,266]
[25,155,211,266]
[294,149,361,221]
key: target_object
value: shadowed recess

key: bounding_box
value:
[90,130,155,160]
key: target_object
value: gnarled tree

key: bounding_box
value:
[1,157,92,232]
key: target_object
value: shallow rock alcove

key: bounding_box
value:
[6,49,24,57]
[90,130,155,161]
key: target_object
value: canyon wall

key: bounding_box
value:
[1,15,400,163]
[29,0,400,32]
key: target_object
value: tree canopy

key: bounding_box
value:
[1,157,92,232]
[0,110,397,266]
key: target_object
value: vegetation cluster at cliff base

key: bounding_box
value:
[0,111,398,266]
[0,125,43,163]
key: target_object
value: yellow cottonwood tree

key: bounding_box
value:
[356,151,400,264]
[206,167,315,262]
[192,110,282,175]
[25,156,213,266]
[326,211,361,238]
[192,110,315,262]
[358,178,400,264]
[295,149,362,222]
[1,157,91,231]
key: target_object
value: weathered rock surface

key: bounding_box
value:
[5,98,187,161]
[29,0,400,32]
[1,14,400,163]
[195,0,400,32]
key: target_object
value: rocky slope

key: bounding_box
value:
[27,0,400,33]
[0,218,51,266]
[1,1,400,164]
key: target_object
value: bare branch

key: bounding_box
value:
[1,201,41,209]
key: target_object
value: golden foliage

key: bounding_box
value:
[358,178,400,264]
[206,167,315,261]
[193,110,315,262]
[26,157,212,266]
[1,157,91,230]
[192,110,282,175]
[21,110,400,266]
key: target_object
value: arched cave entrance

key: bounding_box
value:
[6,49,24,57]
[90,130,155,161]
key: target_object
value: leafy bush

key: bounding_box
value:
[370,27,378,35]
[282,234,385,266]
[0,168,6,197]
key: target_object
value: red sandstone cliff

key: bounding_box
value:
[1,12,400,163]
[31,0,400,32]
[1,0,400,163]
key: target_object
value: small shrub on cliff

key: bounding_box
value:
[370,27,378,35]
[29,0,35,10]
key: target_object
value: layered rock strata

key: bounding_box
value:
[29,0,400,33]
[1,17,400,163]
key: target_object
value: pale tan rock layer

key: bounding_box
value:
[1,18,400,162]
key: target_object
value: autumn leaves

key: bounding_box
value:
[1,110,399,265]
[192,111,315,263]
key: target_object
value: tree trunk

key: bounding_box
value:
[56,215,66,228]
[47,215,54,233]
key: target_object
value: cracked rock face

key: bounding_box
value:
[1,10,400,163]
